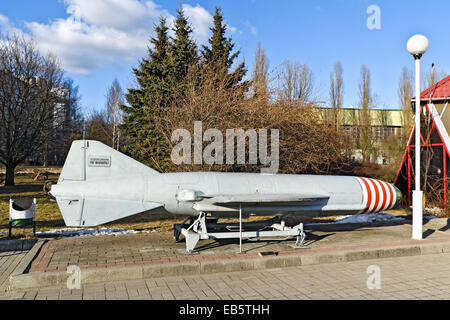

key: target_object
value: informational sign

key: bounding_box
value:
[88,155,111,167]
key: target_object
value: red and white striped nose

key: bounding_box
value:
[355,177,400,213]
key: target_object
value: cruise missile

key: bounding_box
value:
[50,140,402,227]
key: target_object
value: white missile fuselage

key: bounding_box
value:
[50,141,401,227]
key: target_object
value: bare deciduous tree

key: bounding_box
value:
[82,80,126,151]
[0,33,64,186]
[105,79,124,150]
[85,109,110,145]
[422,64,447,94]
[358,64,375,162]
[252,42,270,101]
[398,66,414,146]
[330,61,344,130]
[276,60,315,106]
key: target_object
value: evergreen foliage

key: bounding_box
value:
[201,7,248,91]
[120,17,174,171]
[121,7,248,172]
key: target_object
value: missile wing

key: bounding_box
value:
[192,193,330,213]
[207,194,330,204]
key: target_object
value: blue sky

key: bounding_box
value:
[1,0,449,113]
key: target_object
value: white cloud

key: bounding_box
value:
[182,4,213,43]
[0,13,9,27]
[228,25,238,34]
[244,20,257,36]
[0,13,28,37]
[182,4,238,43]
[0,0,226,75]
[21,0,176,75]
[25,17,148,75]
[64,0,171,30]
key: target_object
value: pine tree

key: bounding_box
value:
[120,17,174,171]
[201,7,248,90]
[121,11,201,171]
[120,8,248,172]
[170,8,198,85]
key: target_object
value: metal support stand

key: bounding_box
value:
[293,223,308,249]
[33,198,37,237]
[8,198,12,238]
[174,213,308,253]
[174,216,194,242]
[239,205,243,254]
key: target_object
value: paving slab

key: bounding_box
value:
[0,239,45,298]
[6,217,450,291]
[0,251,28,289]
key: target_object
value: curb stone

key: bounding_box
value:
[1,239,45,293]
[8,239,450,290]
[0,239,38,252]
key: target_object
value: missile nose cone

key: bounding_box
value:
[393,186,402,207]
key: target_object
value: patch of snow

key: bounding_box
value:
[424,207,445,216]
[333,212,405,224]
[36,227,160,237]
[307,212,405,225]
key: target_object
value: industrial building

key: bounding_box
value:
[319,107,404,164]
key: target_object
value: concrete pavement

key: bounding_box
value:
[3,217,450,298]
[0,239,44,298]
[6,251,450,300]
[0,251,28,290]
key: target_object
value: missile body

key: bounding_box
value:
[50,141,401,227]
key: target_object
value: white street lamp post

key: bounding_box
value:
[407,34,429,240]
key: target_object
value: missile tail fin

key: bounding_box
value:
[53,140,163,226]
[56,197,163,227]
[59,140,159,183]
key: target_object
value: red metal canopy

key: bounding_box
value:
[414,75,450,101]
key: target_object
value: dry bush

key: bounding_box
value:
[155,66,353,174]
[354,161,397,182]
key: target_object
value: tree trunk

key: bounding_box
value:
[5,162,15,186]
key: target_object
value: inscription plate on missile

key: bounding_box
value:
[88,156,111,167]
